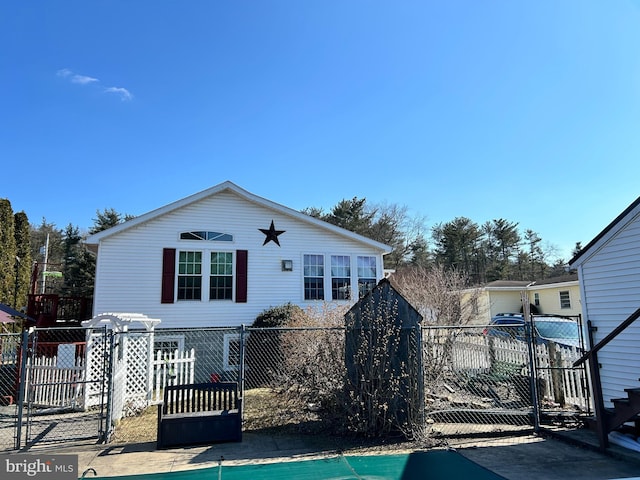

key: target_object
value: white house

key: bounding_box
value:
[85,181,393,329]
[569,195,640,410]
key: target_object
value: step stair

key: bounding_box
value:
[586,387,640,435]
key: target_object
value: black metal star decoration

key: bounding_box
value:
[259,220,285,246]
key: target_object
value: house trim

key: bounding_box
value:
[569,196,640,267]
[85,181,392,255]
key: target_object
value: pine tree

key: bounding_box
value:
[14,211,32,308]
[0,199,17,304]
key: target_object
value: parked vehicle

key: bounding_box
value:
[483,314,582,349]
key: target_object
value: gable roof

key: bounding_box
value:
[85,181,393,253]
[485,280,532,289]
[569,195,640,267]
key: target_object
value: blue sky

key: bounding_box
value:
[2,1,640,262]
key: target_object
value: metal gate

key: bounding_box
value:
[531,314,592,423]
[16,326,112,450]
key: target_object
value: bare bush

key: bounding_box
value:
[344,295,416,438]
[277,304,347,410]
[390,266,485,439]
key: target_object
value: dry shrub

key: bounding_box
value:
[344,296,413,437]
[278,304,347,411]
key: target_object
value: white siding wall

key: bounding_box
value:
[93,191,386,328]
[579,212,640,406]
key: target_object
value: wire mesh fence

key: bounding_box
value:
[24,327,109,450]
[0,333,21,451]
[1,316,589,450]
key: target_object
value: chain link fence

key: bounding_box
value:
[421,324,586,442]
[0,332,21,450]
[110,327,242,444]
[1,316,589,450]
[112,322,588,445]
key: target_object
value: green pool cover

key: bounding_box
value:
[100,450,505,480]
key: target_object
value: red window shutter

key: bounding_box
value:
[161,248,176,304]
[236,250,248,303]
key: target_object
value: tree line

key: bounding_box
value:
[0,195,579,310]
[0,200,129,309]
[304,197,580,284]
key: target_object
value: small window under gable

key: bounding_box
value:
[180,231,233,242]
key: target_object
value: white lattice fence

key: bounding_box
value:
[84,332,108,408]
[120,334,152,416]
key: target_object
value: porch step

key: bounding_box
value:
[587,386,640,436]
[606,390,640,433]
[625,388,640,397]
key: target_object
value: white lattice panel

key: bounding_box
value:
[84,332,109,408]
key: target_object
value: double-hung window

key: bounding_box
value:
[331,255,351,300]
[176,250,233,301]
[210,252,233,300]
[163,241,247,303]
[177,251,202,300]
[304,254,324,300]
[559,290,571,309]
[357,256,377,298]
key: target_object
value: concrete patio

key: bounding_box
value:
[34,429,640,479]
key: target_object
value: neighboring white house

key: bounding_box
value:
[569,195,640,407]
[85,181,393,329]
[464,275,581,324]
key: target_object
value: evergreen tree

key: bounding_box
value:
[432,217,482,283]
[62,224,95,296]
[408,235,431,267]
[324,197,375,237]
[0,199,17,304]
[13,211,32,308]
[89,208,131,234]
[572,242,583,258]
[524,229,544,279]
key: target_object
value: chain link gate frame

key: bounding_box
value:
[13,326,112,450]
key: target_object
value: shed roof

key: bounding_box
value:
[85,181,392,254]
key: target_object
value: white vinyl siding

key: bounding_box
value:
[91,190,387,328]
[576,210,640,407]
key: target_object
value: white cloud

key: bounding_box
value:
[71,74,99,85]
[57,68,133,101]
[104,87,133,101]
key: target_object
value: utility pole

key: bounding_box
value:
[41,233,49,294]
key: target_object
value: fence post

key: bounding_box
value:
[548,342,565,406]
[103,329,115,443]
[415,323,425,434]
[239,325,246,403]
[15,327,32,450]
[521,291,541,431]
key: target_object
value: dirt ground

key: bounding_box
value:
[110,387,433,453]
